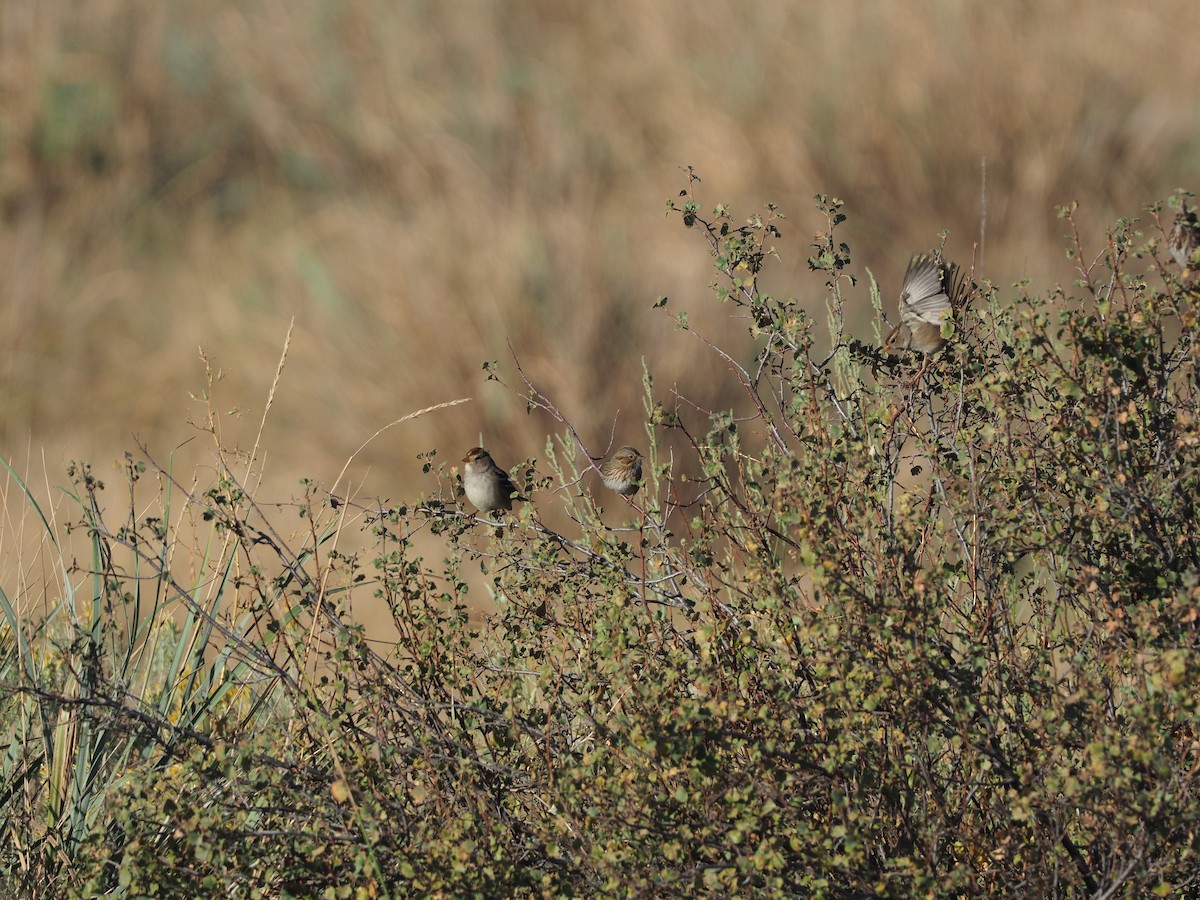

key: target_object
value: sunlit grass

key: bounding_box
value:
[1,1,1197,514]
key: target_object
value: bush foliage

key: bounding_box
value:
[2,177,1199,897]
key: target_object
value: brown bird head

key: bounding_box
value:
[883,254,968,355]
[462,446,491,468]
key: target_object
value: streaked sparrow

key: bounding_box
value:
[600,445,644,496]
[462,446,523,514]
[883,254,968,355]
[1169,207,1200,279]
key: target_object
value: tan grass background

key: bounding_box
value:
[1,0,1197,515]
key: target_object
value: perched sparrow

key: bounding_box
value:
[1169,208,1200,277]
[462,446,523,514]
[600,445,644,496]
[883,254,968,355]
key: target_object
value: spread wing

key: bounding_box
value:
[1172,212,1200,268]
[898,255,962,328]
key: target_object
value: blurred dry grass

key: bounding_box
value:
[1,0,1198,502]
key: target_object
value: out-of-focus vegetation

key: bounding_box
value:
[2,165,1199,894]
[1,1,1198,495]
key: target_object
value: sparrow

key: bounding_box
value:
[883,254,969,355]
[1169,207,1200,281]
[461,447,524,514]
[600,446,644,496]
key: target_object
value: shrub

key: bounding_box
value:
[2,177,1199,897]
